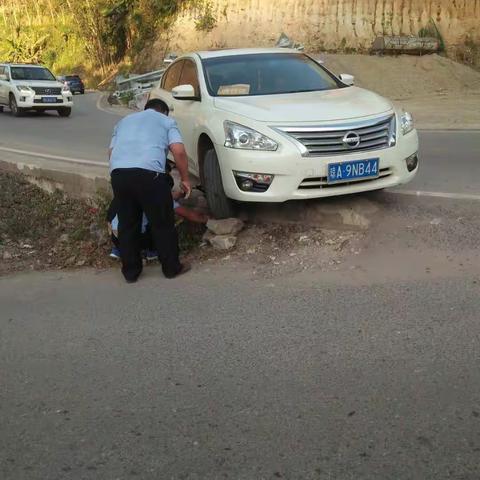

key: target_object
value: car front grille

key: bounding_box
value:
[32,87,62,95]
[298,168,393,189]
[276,114,396,157]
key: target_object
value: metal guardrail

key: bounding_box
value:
[116,68,166,91]
[110,68,166,109]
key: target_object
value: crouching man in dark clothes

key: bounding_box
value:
[109,98,191,283]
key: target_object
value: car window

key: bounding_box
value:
[179,59,200,97]
[66,75,80,81]
[162,61,184,92]
[0,66,4,75]
[10,66,56,81]
[203,53,341,97]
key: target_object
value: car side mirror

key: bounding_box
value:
[339,74,355,86]
[0,74,9,81]
[172,84,197,100]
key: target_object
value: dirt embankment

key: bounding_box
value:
[0,172,210,276]
[161,0,480,52]
[321,54,480,100]
[0,172,111,275]
[0,172,359,277]
[319,53,480,129]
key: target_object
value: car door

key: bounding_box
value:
[154,59,184,111]
[172,58,203,175]
[0,66,7,104]
[152,59,201,175]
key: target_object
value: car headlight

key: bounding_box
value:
[224,121,278,151]
[400,111,414,135]
[16,85,34,93]
[62,83,71,92]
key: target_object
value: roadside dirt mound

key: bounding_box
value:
[0,172,209,275]
[0,172,111,275]
[320,53,480,100]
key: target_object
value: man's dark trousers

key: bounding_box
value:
[111,168,182,281]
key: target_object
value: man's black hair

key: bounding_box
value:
[144,98,169,115]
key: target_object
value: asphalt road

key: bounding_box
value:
[1,225,480,480]
[0,93,117,162]
[1,93,480,480]
[405,130,480,196]
[0,93,479,197]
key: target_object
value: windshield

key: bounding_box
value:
[203,53,342,97]
[66,75,80,81]
[10,67,56,81]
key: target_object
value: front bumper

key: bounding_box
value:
[217,130,419,202]
[17,94,74,109]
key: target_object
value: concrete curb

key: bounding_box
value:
[96,92,133,117]
[0,153,110,201]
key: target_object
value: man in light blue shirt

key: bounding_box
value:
[109,98,191,283]
[110,107,184,174]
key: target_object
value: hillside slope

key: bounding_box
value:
[320,54,480,100]
[319,53,480,129]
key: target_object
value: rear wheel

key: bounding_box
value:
[9,95,23,117]
[58,107,71,117]
[0,106,4,113]
[203,148,235,219]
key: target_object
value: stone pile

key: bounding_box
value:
[203,218,244,250]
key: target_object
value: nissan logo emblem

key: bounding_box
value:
[342,131,361,148]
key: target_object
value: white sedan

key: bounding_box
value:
[150,48,418,218]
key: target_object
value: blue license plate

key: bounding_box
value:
[327,158,379,184]
[42,97,57,103]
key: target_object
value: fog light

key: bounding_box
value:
[234,171,274,193]
[234,172,274,184]
[405,153,419,172]
[20,96,26,102]
[240,179,254,191]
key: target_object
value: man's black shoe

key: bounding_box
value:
[165,263,191,279]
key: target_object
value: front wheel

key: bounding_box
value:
[9,96,23,117]
[203,148,235,219]
[58,107,71,117]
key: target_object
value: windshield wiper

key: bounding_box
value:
[277,88,329,94]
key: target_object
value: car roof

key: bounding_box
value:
[3,63,46,67]
[194,47,302,59]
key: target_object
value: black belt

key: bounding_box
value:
[111,167,167,176]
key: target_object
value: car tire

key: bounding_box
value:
[0,106,4,113]
[58,107,72,117]
[9,95,23,117]
[80,90,85,95]
[203,148,235,219]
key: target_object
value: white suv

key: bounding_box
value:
[0,63,73,117]
[149,48,419,218]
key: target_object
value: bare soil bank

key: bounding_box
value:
[320,53,480,129]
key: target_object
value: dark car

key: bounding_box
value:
[58,75,85,94]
